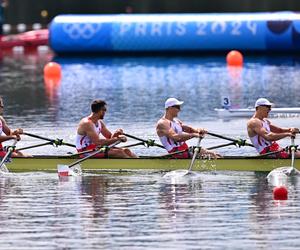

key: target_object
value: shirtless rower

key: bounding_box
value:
[76,99,137,158]
[156,97,220,159]
[247,98,300,158]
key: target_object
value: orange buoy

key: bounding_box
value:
[226,50,243,67]
[273,186,288,200]
[44,62,62,78]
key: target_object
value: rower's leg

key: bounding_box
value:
[11,151,32,158]
[108,148,130,158]
[294,151,300,158]
[123,148,138,158]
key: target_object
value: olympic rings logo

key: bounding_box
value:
[62,23,102,39]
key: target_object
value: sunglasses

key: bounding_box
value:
[261,105,271,109]
[172,105,181,110]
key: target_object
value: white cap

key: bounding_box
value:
[255,98,273,108]
[165,98,184,109]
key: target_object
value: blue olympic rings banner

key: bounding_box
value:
[49,12,300,53]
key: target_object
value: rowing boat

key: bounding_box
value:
[215,107,300,119]
[4,155,298,172]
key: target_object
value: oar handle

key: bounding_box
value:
[207,132,254,147]
[123,133,165,149]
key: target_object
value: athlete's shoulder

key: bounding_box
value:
[247,117,261,127]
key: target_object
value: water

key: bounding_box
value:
[1,51,300,248]
[0,172,300,249]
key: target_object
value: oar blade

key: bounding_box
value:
[267,168,289,187]
[275,166,300,176]
[57,164,70,177]
[0,164,9,174]
[57,164,82,177]
[163,170,190,178]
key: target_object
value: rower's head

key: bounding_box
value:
[165,97,184,117]
[255,98,273,116]
[91,99,107,119]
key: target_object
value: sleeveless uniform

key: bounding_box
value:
[159,119,190,159]
[249,119,289,158]
[75,119,108,158]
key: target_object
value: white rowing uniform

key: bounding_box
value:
[75,119,102,151]
[249,119,272,153]
[158,119,188,152]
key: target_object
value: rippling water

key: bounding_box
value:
[0,172,300,249]
[1,51,300,248]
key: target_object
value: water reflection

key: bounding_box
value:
[0,172,299,248]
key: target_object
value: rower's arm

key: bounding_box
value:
[0,135,18,143]
[100,122,113,139]
[0,117,19,142]
[0,116,12,135]
[250,120,292,141]
[270,124,299,134]
[84,122,119,147]
[156,121,198,142]
[182,124,207,135]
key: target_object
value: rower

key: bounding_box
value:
[75,99,138,158]
[156,97,220,159]
[0,96,29,157]
[247,98,300,158]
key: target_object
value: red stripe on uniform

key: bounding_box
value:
[80,135,86,147]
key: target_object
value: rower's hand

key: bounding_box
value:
[197,128,207,136]
[192,133,203,138]
[113,129,124,138]
[12,128,23,135]
[11,135,20,141]
[117,135,127,143]
[290,127,299,134]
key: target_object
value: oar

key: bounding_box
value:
[285,136,298,176]
[66,141,123,158]
[267,136,298,188]
[57,140,121,176]
[124,142,145,148]
[207,142,236,150]
[0,139,17,173]
[16,142,53,151]
[123,133,165,149]
[207,132,254,147]
[24,132,75,148]
[163,137,203,178]
[187,136,203,173]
